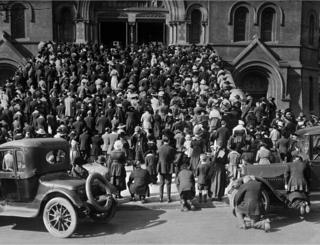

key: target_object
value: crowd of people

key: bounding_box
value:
[0,41,315,226]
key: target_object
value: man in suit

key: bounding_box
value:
[211,120,230,150]
[157,135,176,202]
[79,128,91,161]
[176,163,196,211]
[127,161,151,203]
[234,175,271,232]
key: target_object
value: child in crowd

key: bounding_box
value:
[227,143,241,180]
[196,153,211,203]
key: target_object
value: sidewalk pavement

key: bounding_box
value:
[116,165,229,210]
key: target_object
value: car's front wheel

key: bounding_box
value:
[43,197,78,238]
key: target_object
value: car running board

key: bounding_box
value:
[0,202,38,217]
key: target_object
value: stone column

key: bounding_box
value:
[201,21,208,45]
[75,19,87,43]
[169,21,174,45]
[176,21,187,45]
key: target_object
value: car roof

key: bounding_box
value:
[296,126,320,136]
[0,138,68,149]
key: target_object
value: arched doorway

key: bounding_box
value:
[0,63,17,85]
[189,9,201,44]
[236,67,269,102]
[59,7,75,42]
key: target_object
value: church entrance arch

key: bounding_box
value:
[236,66,269,102]
[0,63,17,86]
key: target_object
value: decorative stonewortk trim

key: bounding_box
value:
[4,1,35,23]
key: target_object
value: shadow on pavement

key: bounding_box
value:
[0,206,167,238]
[0,216,46,232]
[73,205,166,238]
[267,203,320,232]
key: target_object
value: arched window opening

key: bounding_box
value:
[60,7,75,43]
[11,4,25,39]
[234,7,249,42]
[309,15,315,45]
[261,7,275,42]
[189,9,201,44]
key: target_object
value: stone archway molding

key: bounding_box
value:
[4,1,35,23]
[0,58,21,69]
[185,3,208,23]
[233,60,287,102]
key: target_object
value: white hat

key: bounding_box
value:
[238,120,245,126]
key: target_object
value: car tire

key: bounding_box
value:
[43,197,78,238]
[261,189,270,213]
[86,173,116,212]
[89,197,117,223]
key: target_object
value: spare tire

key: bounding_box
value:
[86,173,116,212]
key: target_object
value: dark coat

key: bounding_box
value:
[285,160,310,192]
[176,168,195,194]
[79,132,91,152]
[196,163,210,185]
[157,143,176,174]
[213,126,230,148]
[128,167,151,195]
[90,134,103,157]
[145,153,158,176]
[234,180,265,216]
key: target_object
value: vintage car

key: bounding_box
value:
[228,126,320,212]
[0,138,117,238]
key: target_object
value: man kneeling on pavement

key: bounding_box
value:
[127,161,151,203]
[176,163,196,211]
[234,175,271,232]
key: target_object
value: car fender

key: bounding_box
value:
[254,176,286,202]
[34,188,87,217]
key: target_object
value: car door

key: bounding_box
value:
[0,149,19,202]
[309,135,320,190]
[15,149,38,202]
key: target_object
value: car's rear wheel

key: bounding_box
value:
[261,189,270,213]
[43,197,78,238]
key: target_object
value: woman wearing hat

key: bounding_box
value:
[110,140,127,198]
[256,143,272,165]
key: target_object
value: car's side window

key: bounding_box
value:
[16,150,25,172]
[0,150,15,172]
[46,150,67,165]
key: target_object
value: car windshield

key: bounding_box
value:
[46,150,67,165]
[311,135,320,160]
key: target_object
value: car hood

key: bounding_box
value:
[39,172,86,191]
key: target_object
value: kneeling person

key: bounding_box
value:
[176,163,196,211]
[234,175,271,232]
[127,161,151,203]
